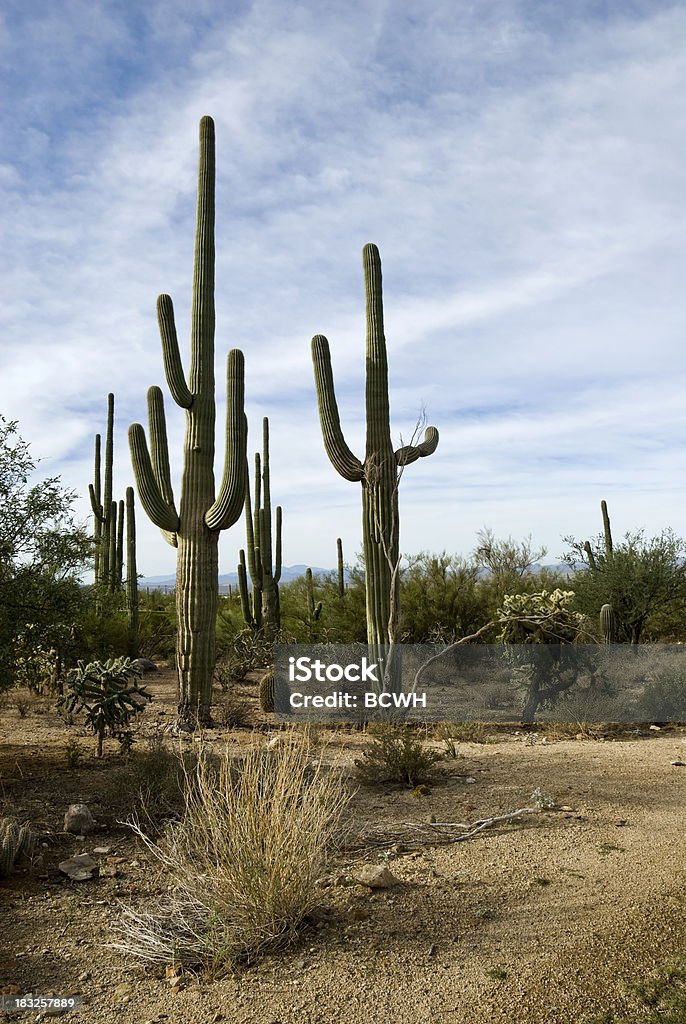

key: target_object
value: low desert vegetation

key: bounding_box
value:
[113,735,351,973]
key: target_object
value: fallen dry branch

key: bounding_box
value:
[340,804,545,852]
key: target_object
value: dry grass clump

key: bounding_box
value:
[114,733,351,973]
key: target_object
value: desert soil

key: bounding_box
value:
[1,668,685,1024]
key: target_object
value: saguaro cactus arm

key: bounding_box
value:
[157,294,194,409]
[206,349,247,530]
[89,434,104,521]
[147,387,176,507]
[311,335,364,482]
[274,505,282,583]
[601,499,613,557]
[128,422,180,534]
[395,426,440,466]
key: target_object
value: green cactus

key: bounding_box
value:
[89,393,115,589]
[129,116,247,724]
[237,417,282,637]
[306,567,323,622]
[311,244,438,652]
[337,537,345,599]
[125,487,139,658]
[600,603,617,644]
[584,499,614,570]
[0,818,34,878]
[259,668,275,713]
[115,497,124,591]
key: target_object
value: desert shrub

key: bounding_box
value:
[356,725,444,787]
[63,737,85,768]
[636,666,686,722]
[435,721,494,747]
[114,736,350,972]
[113,745,201,825]
[213,691,252,729]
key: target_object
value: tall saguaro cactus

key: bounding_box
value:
[129,116,247,724]
[312,243,439,650]
[237,417,282,636]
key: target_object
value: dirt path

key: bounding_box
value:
[1,673,684,1023]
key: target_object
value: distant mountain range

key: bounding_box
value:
[139,564,332,593]
[138,562,574,593]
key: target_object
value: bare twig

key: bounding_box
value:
[340,804,545,852]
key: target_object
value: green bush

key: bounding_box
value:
[356,725,444,787]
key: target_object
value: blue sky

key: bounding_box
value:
[2,0,686,580]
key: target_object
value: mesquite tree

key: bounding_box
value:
[129,116,247,724]
[312,244,438,655]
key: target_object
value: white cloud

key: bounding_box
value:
[1,0,685,576]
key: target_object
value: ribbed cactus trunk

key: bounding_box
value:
[337,537,345,599]
[312,244,439,664]
[125,487,139,658]
[600,603,616,644]
[89,394,115,593]
[129,117,246,724]
[237,417,282,637]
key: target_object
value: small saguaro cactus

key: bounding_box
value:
[337,537,345,599]
[237,417,282,637]
[584,499,613,569]
[259,668,276,714]
[306,567,323,622]
[89,393,115,589]
[129,116,247,724]
[600,603,617,644]
[312,244,439,651]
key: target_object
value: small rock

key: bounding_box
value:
[63,804,96,835]
[464,777,477,785]
[93,846,111,855]
[615,819,628,827]
[671,759,686,767]
[428,943,438,956]
[114,983,134,1000]
[649,724,661,732]
[353,865,401,889]
[58,853,98,881]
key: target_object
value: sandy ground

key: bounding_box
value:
[1,669,685,1024]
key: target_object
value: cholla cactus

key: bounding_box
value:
[0,818,34,878]
[497,589,583,644]
[58,657,152,757]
